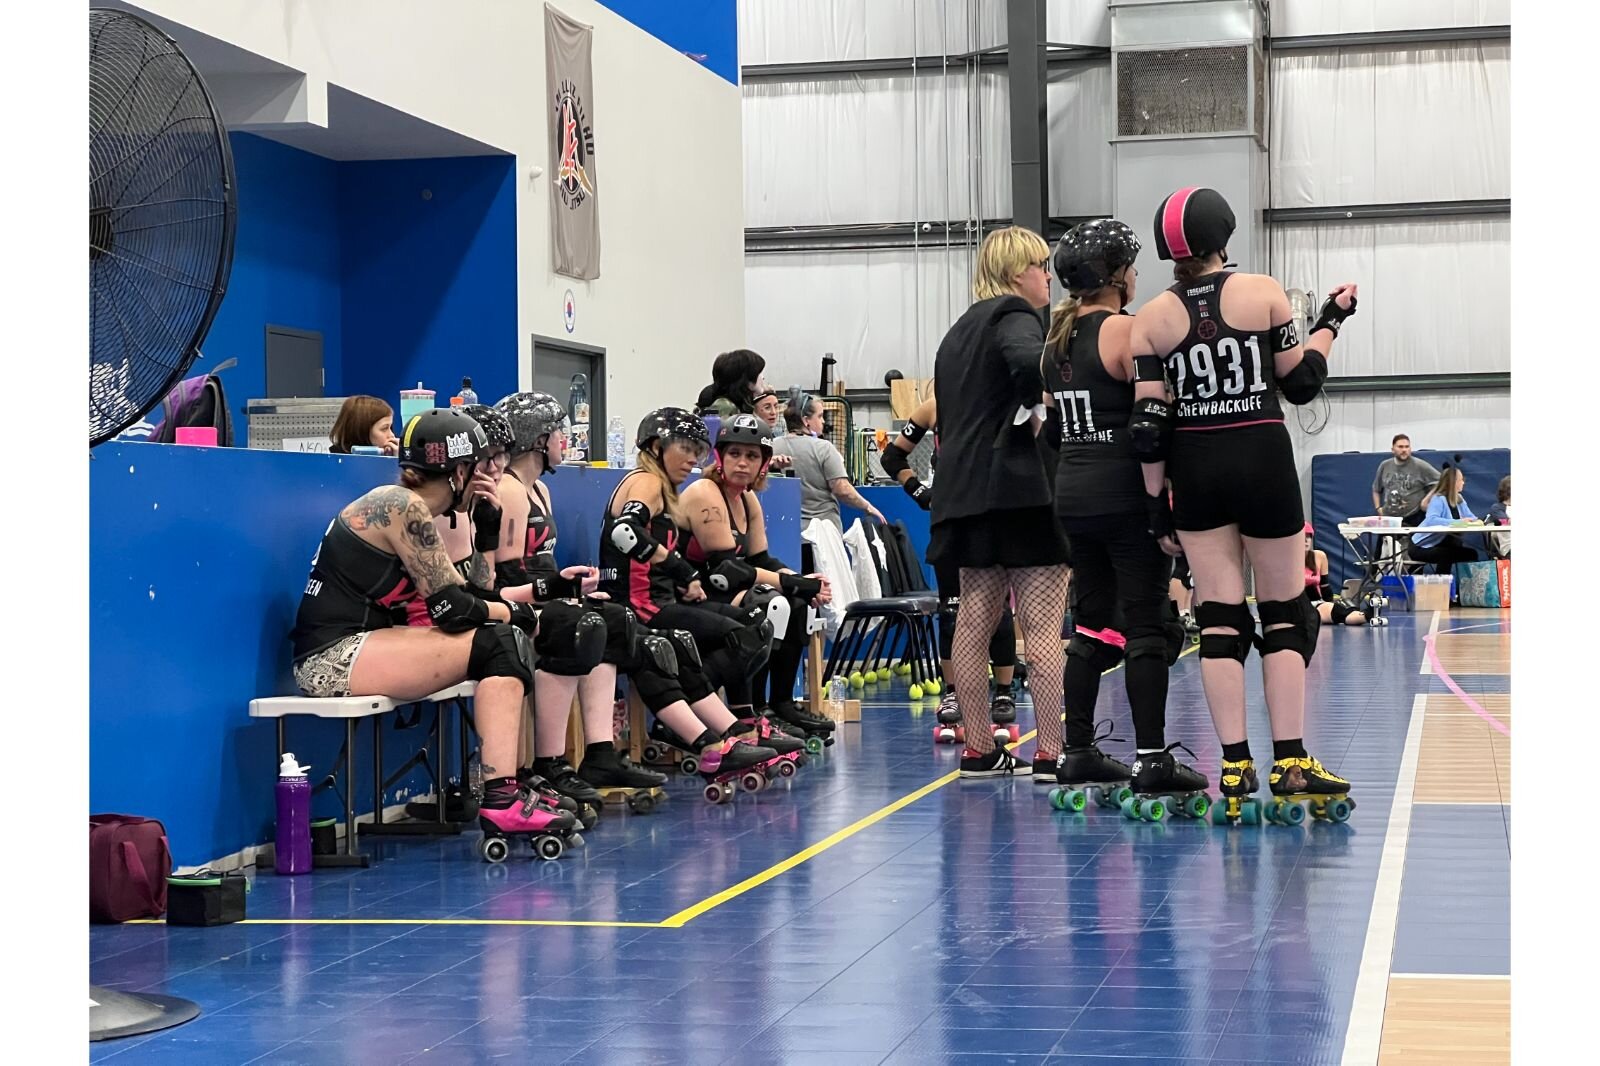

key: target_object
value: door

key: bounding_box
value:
[531,335,606,458]
[264,326,324,397]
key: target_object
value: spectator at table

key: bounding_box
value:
[1371,434,1440,526]
[1485,475,1510,558]
[1410,466,1484,574]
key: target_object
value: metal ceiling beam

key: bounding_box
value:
[740,45,1108,83]
[1270,24,1509,52]
[745,215,1104,254]
[833,373,1508,407]
[1268,199,1510,224]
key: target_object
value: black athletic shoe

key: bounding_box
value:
[530,758,603,827]
[959,746,1023,778]
[578,748,668,789]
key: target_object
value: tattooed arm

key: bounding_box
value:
[388,493,512,623]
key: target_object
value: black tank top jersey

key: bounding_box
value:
[683,489,751,569]
[598,472,684,622]
[290,516,418,660]
[1042,310,1145,517]
[517,475,560,580]
[1164,271,1286,431]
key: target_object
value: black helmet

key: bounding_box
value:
[715,412,773,462]
[1053,219,1141,295]
[398,408,491,474]
[637,407,711,462]
[495,392,569,459]
[1152,187,1235,262]
[458,404,514,451]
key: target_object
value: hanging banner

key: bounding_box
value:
[546,4,601,279]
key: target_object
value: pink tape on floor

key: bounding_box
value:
[1423,632,1510,737]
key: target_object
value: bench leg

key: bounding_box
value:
[309,718,370,869]
[361,703,465,837]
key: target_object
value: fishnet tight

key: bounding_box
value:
[953,565,1069,756]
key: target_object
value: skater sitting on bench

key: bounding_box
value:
[287,408,579,850]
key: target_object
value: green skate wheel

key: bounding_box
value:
[1280,801,1306,826]
[1211,803,1229,826]
[1112,786,1134,807]
[1326,798,1353,823]
[1240,801,1260,826]
[1144,800,1167,823]
[1120,797,1136,819]
[1048,787,1065,810]
[1184,794,1210,819]
[804,735,824,755]
[1068,789,1087,812]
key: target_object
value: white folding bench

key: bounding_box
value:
[248,681,477,869]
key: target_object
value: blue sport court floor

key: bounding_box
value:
[90,608,1510,1065]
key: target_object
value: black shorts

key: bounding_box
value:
[1168,422,1305,540]
[927,506,1070,571]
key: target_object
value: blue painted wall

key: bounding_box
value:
[338,156,519,409]
[89,444,801,867]
[199,133,344,424]
[599,0,739,85]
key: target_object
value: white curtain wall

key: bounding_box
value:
[1268,0,1510,37]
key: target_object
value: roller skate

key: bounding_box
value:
[577,746,669,815]
[1210,757,1263,825]
[989,682,1020,744]
[1122,744,1211,822]
[1049,728,1134,812]
[933,691,964,745]
[477,779,582,863]
[1363,590,1389,627]
[770,698,835,754]
[698,734,782,804]
[1265,754,1356,825]
[1182,611,1201,644]
[735,713,810,781]
[527,758,603,830]
[643,720,712,775]
[515,766,590,829]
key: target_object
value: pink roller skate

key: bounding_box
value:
[477,781,582,862]
[697,735,781,805]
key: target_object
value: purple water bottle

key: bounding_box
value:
[274,753,313,875]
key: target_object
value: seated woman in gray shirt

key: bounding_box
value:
[769,393,885,532]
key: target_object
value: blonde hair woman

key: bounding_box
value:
[928,225,1070,780]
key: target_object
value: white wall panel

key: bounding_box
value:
[739,0,1003,65]
[1271,44,1509,206]
[1047,61,1114,216]
[1270,219,1509,376]
[743,72,1009,227]
[1050,2,1110,47]
[743,247,977,389]
[1269,0,1511,37]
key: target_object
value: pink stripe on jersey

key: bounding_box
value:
[1176,418,1285,432]
[1162,188,1197,259]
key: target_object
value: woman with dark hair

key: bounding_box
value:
[695,349,771,419]
[1128,185,1359,823]
[289,408,580,857]
[928,225,1071,780]
[328,395,398,455]
[680,415,834,749]
[1041,218,1207,809]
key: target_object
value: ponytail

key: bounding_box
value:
[1042,295,1082,376]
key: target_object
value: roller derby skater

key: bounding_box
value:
[1305,525,1371,627]
[1042,219,1210,807]
[884,396,1021,752]
[1124,744,1211,822]
[1129,186,1358,825]
[1049,720,1134,813]
[287,408,575,862]
[600,409,807,791]
[679,414,836,753]
[920,226,1069,779]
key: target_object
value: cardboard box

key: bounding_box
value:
[1411,577,1453,613]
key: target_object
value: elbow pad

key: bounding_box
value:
[606,500,658,562]
[1128,397,1173,462]
[426,584,492,633]
[746,550,785,573]
[1278,351,1328,405]
[707,555,758,596]
[494,558,530,589]
[880,442,910,478]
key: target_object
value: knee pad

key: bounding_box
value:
[1194,601,1255,663]
[627,634,689,711]
[665,629,702,668]
[533,601,608,676]
[1256,596,1320,665]
[1067,627,1125,674]
[727,618,774,672]
[467,624,534,689]
[745,584,791,644]
[1123,633,1175,668]
[636,633,678,676]
[596,602,637,667]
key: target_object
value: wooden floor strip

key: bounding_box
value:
[1431,633,1511,675]
[1378,976,1509,1064]
[1415,707,1511,805]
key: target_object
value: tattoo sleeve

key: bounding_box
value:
[397,498,465,597]
[468,549,493,590]
[344,486,412,532]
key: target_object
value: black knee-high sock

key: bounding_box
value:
[751,665,771,707]
[766,635,805,708]
[1061,655,1102,748]
[1123,655,1169,752]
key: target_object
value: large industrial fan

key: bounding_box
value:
[88,5,235,1041]
[89,6,236,447]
